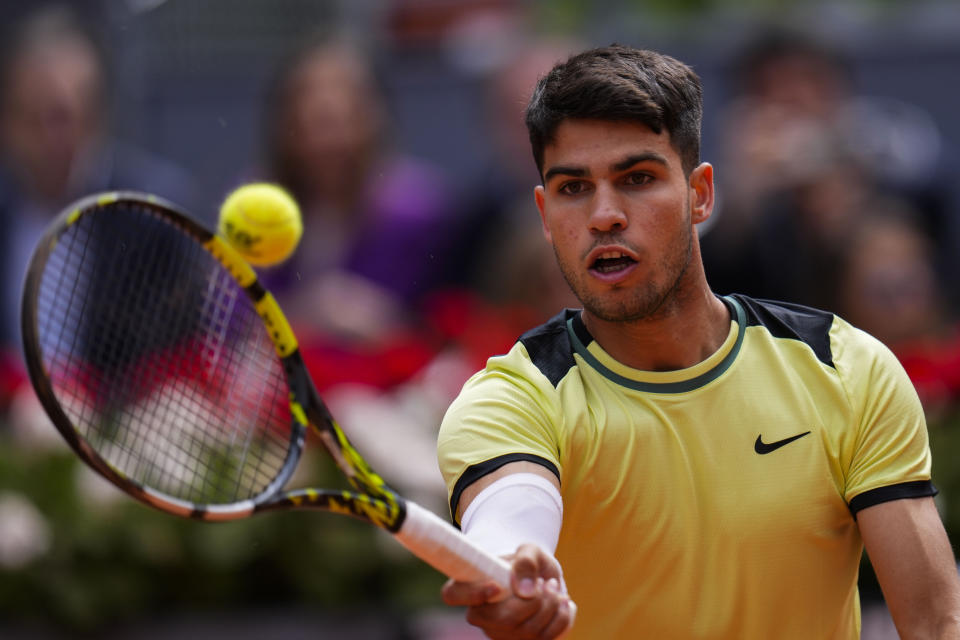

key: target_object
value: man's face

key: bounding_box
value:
[534,118,710,323]
[0,38,102,201]
[282,49,382,199]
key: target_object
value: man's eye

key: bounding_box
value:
[558,181,585,195]
[625,173,653,186]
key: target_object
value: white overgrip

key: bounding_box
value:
[393,500,511,586]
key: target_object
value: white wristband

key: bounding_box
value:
[460,472,563,558]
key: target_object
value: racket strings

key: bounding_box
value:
[36,202,294,505]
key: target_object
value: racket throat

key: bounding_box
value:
[318,430,355,481]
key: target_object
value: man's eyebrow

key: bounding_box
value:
[543,165,587,182]
[543,153,669,182]
[612,153,668,172]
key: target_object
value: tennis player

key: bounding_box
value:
[437,45,960,638]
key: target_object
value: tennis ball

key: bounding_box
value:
[218,183,302,267]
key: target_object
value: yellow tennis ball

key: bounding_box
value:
[218,183,302,267]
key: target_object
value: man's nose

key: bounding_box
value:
[588,184,628,233]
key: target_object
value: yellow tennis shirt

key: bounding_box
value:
[437,294,935,639]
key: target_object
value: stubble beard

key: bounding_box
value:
[554,215,695,324]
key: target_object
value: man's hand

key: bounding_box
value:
[442,543,576,639]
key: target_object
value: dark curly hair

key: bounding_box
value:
[526,44,703,176]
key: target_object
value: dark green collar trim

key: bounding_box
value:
[565,296,745,393]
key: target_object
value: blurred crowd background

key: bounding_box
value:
[0,0,959,638]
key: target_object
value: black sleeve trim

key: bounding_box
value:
[449,453,561,526]
[848,480,938,518]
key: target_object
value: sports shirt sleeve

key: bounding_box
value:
[437,341,564,523]
[832,318,937,514]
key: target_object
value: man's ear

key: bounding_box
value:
[689,162,715,225]
[534,185,552,241]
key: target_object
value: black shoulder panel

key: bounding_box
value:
[518,309,578,387]
[730,294,835,368]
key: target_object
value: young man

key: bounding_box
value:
[437,45,960,639]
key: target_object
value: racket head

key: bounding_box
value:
[21,192,304,518]
[20,191,516,587]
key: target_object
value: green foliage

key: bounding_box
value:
[0,435,444,633]
[8,407,960,632]
[928,409,960,539]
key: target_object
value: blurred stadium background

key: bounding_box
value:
[1,1,959,638]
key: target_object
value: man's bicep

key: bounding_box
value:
[859,497,960,637]
[437,352,564,523]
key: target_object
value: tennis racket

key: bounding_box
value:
[20,190,510,587]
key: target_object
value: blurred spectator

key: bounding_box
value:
[454,36,581,322]
[840,202,943,348]
[703,26,955,313]
[722,143,873,312]
[259,34,460,345]
[713,28,852,229]
[247,29,591,506]
[0,5,195,404]
[248,36,470,499]
[838,205,960,412]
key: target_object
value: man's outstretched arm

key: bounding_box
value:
[860,496,960,639]
[442,461,575,639]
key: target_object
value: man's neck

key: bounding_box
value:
[581,286,731,372]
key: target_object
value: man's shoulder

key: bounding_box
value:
[729,294,837,368]
[730,293,898,373]
[515,309,579,388]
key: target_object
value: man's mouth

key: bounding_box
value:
[591,251,637,274]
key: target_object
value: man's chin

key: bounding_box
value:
[580,293,665,324]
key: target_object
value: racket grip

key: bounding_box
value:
[394,501,511,586]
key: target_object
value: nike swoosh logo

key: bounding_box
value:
[754,431,811,454]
